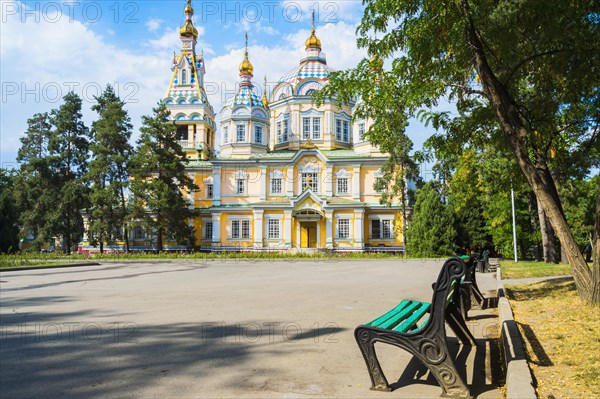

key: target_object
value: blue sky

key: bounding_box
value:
[1,0,437,178]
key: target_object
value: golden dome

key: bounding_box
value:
[239,33,254,75]
[305,29,322,49]
[180,22,198,39]
[180,1,198,39]
[184,1,193,15]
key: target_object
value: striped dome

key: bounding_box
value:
[225,85,264,108]
[277,60,334,86]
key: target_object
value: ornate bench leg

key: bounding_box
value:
[354,327,392,391]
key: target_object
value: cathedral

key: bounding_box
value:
[80,1,403,253]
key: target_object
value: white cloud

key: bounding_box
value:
[146,18,162,32]
[0,2,173,165]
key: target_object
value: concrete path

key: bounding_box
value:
[1,260,501,398]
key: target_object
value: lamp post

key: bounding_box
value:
[511,186,518,262]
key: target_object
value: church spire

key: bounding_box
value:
[239,31,254,87]
[261,75,269,108]
[305,10,321,50]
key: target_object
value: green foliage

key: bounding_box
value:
[406,181,456,257]
[14,112,60,251]
[130,103,197,251]
[0,169,20,253]
[49,92,90,253]
[560,176,598,249]
[86,85,133,251]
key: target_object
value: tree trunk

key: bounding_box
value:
[528,193,542,261]
[157,226,163,253]
[561,243,569,264]
[460,0,597,304]
[537,197,557,263]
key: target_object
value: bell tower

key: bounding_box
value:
[164,0,216,160]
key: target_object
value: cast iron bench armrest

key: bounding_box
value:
[354,257,476,399]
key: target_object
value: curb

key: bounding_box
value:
[497,266,537,399]
[0,262,101,272]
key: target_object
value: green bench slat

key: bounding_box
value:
[394,301,431,333]
[377,300,423,330]
[365,299,412,327]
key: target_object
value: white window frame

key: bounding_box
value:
[369,216,395,240]
[336,218,351,239]
[254,125,263,144]
[337,178,349,195]
[223,126,229,143]
[236,179,245,195]
[181,69,187,85]
[358,123,365,141]
[207,184,213,199]
[270,178,282,195]
[343,120,350,142]
[336,119,342,141]
[267,219,280,239]
[203,220,213,240]
[236,125,246,143]
[335,169,351,195]
[301,172,319,193]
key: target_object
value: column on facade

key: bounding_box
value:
[260,166,267,200]
[353,164,361,200]
[253,210,264,248]
[325,210,333,248]
[284,210,292,247]
[325,165,333,196]
[212,165,221,205]
[286,166,294,196]
[211,213,221,246]
[354,210,365,249]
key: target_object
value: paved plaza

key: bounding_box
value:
[1,259,501,398]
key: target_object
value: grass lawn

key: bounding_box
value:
[500,260,572,279]
[1,251,434,269]
[506,279,600,399]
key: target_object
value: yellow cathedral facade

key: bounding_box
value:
[80,1,404,253]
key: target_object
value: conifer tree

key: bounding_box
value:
[0,169,20,253]
[130,103,196,252]
[49,92,89,253]
[14,113,59,251]
[86,85,133,253]
[406,181,456,257]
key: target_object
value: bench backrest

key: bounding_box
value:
[429,257,468,321]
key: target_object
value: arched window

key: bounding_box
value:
[181,69,187,85]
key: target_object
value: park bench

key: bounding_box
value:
[458,255,486,320]
[354,257,476,398]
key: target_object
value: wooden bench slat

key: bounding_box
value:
[365,299,411,327]
[394,302,431,333]
[376,300,423,330]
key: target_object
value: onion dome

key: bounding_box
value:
[305,11,321,49]
[180,0,198,39]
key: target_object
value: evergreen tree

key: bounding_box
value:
[406,181,456,257]
[86,85,133,253]
[0,169,20,253]
[49,92,89,253]
[14,113,59,251]
[130,103,196,252]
